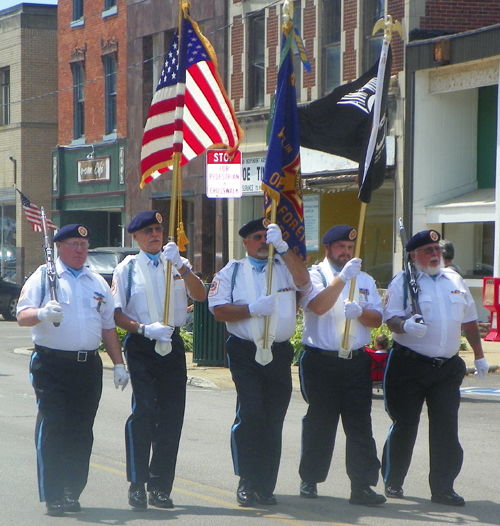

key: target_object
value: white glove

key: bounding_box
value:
[403,314,427,338]
[474,357,489,379]
[344,300,363,319]
[248,295,275,317]
[144,322,174,342]
[37,300,64,323]
[162,242,183,270]
[266,223,288,254]
[339,258,362,282]
[113,364,129,391]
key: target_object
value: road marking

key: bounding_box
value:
[89,462,354,526]
[461,387,500,396]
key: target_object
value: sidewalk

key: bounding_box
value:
[16,340,500,391]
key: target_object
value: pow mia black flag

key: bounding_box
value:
[298,46,392,204]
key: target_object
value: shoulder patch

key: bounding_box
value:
[208,280,219,297]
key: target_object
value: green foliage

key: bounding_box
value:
[370,323,392,349]
[291,309,304,365]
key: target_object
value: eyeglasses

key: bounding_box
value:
[143,226,164,235]
[416,245,443,256]
[63,241,90,250]
[247,233,266,242]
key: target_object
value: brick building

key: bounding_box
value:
[53,0,127,248]
[0,3,57,282]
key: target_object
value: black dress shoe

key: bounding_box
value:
[300,481,318,498]
[385,485,404,499]
[236,478,255,507]
[46,500,65,516]
[63,493,82,512]
[128,482,147,509]
[431,491,465,507]
[148,490,174,508]
[349,486,386,506]
[254,492,278,505]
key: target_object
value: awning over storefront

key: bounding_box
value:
[426,188,495,223]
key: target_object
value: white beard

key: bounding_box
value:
[415,260,443,276]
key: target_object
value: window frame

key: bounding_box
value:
[322,0,342,95]
[1,67,10,126]
[73,0,83,22]
[72,61,85,140]
[363,0,385,71]
[248,13,265,109]
[103,54,117,135]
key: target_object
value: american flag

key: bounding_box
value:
[140,14,242,188]
[17,190,57,232]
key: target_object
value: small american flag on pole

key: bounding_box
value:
[17,189,57,232]
[140,13,242,188]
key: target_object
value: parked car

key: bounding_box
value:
[85,247,139,286]
[0,276,22,321]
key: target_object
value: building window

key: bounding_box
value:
[292,1,302,101]
[1,67,10,126]
[73,0,83,21]
[104,0,116,9]
[363,0,385,70]
[103,54,117,135]
[248,14,265,109]
[322,0,341,95]
[72,62,85,139]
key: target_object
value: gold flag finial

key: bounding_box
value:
[372,15,403,42]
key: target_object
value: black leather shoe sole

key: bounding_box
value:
[46,500,65,516]
[431,493,465,506]
[385,486,404,499]
[236,491,255,507]
[148,491,174,508]
[129,492,147,509]
[254,492,278,505]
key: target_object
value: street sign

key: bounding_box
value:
[206,150,242,198]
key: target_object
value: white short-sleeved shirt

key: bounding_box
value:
[208,257,298,342]
[112,250,189,327]
[383,268,478,358]
[17,258,115,351]
[300,260,382,351]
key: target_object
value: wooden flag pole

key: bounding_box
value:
[263,200,278,349]
[163,152,182,326]
[341,201,367,351]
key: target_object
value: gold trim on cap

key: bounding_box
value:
[78,226,88,237]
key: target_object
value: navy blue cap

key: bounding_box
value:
[322,225,357,245]
[54,224,90,243]
[127,210,163,233]
[406,229,441,252]
[239,217,267,238]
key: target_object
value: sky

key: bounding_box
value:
[0,0,57,10]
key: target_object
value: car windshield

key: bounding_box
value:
[86,253,122,273]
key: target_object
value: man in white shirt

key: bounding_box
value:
[208,218,311,507]
[382,229,489,506]
[298,224,386,507]
[17,224,129,516]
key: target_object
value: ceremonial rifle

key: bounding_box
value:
[398,218,424,322]
[41,207,60,327]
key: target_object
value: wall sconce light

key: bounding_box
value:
[434,40,450,66]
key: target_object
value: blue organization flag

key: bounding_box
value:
[262,33,305,262]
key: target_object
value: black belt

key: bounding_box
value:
[305,345,364,357]
[393,342,456,368]
[228,334,289,348]
[34,345,98,362]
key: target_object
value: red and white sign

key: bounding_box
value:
[206,150,242,198]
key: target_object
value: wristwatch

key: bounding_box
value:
[137,323,145,336]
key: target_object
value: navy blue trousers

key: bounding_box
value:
[124,331,186,493]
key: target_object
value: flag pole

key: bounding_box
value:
[341,15,401,352]
[163,0,185,326]
[263,200,277,349]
